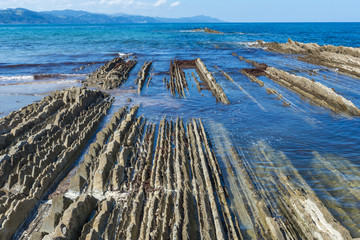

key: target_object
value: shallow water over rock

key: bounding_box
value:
[0,23,359,238]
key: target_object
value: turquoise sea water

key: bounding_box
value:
[0,23,360,236]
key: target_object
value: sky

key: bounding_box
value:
[0,0,359,22]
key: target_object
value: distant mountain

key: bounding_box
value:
[0,8,222,24]
[155,15,222,23]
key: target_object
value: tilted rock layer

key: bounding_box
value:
[84,57,137,89]
[258,39,360,79]
[0,87,112,240]
[238,55,360,116]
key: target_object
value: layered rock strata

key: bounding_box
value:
[258,39,360,79]
[0,87,112,239]
[135,61,153,94]
[309,152,360,238]
[195,58,230,104]
[193,27,224,34]
[2,96,355,239]
[168,60,189,97]
[207,122,354,239]
[21,106,242,239]
[241,70,290,107]
[166,59,230,104]
[84,57,137,89]
[239,142,353,239]
[238,55,360,116]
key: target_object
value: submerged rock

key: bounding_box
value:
[166,58,230,104]
[135,61,153,94]
[258,39,360,79]
[193,27,224,34]
[238,55,360,116]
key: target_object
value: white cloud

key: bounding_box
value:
[82,1,97,6]
[153,0,166,7]
[169,1,180,8]
[99,0,139,6]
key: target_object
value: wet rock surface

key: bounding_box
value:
[74,109,242,239]
[135,61,153,94]
[8,104,243,240]
[166,58,230,104]
[1,43,359,240]
[84,57,137,89]
[0,91,356,239]
[0,87,112,240]
[167,60,190,97]
[237,55,360,116]
[193,27,224,34]
[258,39,360,79]
[207,122,354,239]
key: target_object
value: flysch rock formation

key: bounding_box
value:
[240,69,290,107]
[214,63,290,108]
[0,87,112,240]
[257,39,360,79]
[16,105,242,240]
[238,55,360,116]
[195,58,230,104]
[193,27,224,34]
[247,141,353,240]
[0,91,356,239]
[309,152,360,238]
[207,121,354,239]
[167,60,190,97]
[135,61,153,94]
[84,57,137,89]
[166,58,230,104]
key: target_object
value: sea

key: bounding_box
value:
[0,23,359,236]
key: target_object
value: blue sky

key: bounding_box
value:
[0,0,359,22]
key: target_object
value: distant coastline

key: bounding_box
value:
[0,8,222,24]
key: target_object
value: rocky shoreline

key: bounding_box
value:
[193,27,224,34]
[257,39,360,79]
[234,53,360,116]
[84,57,137,89]
[166,58,230,104]
[0,45,359,239]
[0,87,112,239]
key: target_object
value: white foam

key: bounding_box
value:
[233,41,258,47]
[231,41,268,50]
[179,30,202,33]
[0,75,34,82]
[118,52,133,59]
[0,73,87,82]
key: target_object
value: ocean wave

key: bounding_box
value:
[0,75,34,81]
[33,73,86,80]
[0,73,86,82]
[230,41,267,49]
[118,52,134,59]
[0,79,81,87]
[233,32,260,36]
[0,61,104,69]
[179,30,202,33]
